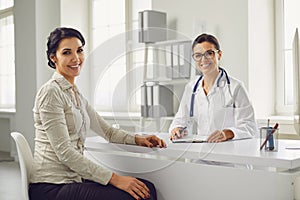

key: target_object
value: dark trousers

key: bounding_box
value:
[29,178,157,200]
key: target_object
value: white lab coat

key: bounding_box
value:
[169,69,259,139]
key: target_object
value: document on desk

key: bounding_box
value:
[285,142,300,150]
[171,135,208,143]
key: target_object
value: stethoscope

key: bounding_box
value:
[190,67,231,117]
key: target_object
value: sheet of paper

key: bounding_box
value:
[285,142,300,150]
[172,135,208,143]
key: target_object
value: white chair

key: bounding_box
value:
[11,132,33,200]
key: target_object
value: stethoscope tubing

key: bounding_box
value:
[190,67,230,117]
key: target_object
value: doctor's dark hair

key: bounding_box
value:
[46,27,85,69]
[192,33,220,50]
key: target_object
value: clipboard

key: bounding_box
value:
[171,135,208,143]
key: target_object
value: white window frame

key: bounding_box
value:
[272,0,300,137]
[0,2,15,109]
[275,0,293,115]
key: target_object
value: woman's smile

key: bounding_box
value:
[200,62,212,68]
[67,63,81,70]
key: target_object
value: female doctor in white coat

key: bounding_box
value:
[169,33,258,142]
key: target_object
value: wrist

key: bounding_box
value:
[135,134,142,145]
[109,173,118,185]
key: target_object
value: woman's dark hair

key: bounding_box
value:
[46,27,85,69]
[192,33,220,50]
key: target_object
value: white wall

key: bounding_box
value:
[60,0,91,101]
[13,0,60,150]
[36,1,61,89]
[0,119,10,151]
[248,0,275,118]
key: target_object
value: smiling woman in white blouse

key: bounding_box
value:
[29,27,166,200]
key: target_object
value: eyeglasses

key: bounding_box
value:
[192,50,220,62]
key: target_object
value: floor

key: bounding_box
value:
[0,161,22,200]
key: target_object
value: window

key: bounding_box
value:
[91,0,151,112]
[283,0,300,107]
[0,0,15,109]
[276,0,300,115]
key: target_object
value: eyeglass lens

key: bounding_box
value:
[192,50,217,61]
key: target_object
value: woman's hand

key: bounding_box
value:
[135,134,166,148]
[170,127,187,140]
[207,129,234,143]
[109,173,150,200]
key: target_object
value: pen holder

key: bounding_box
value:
[260,127,278,151]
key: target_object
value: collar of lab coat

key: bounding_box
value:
[197,69,228,96]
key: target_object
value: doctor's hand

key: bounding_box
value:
[170,127,187,140]
[135,134,166,148]
[207,129,234,143]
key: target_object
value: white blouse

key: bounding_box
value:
[30,72,135,185]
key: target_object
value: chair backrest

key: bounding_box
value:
[11,132,33,200]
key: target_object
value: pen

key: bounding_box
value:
[173,126,187,139]
[260,123,279,150]
[179,126,187,134]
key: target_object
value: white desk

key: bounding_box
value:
[84,134,300,200]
